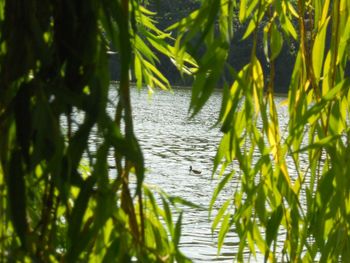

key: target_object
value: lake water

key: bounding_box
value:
[109,87,289,262]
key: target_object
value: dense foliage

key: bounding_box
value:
[1,0,350,262]
[110,0,297,91]
[0,0,194,261]
[172,0,350,262]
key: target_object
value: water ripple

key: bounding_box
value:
[126,88,289,262]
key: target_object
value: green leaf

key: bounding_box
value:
[294,133,341,153]
[217,213,232,254]
[167,196,203,210]
[239,0,247,22]
[255,185,267,224]
[104,117,145,195]
[7,149,28,248]
[265,205,283,250]
[292,78,349,133]
[67,176,96,260]
[242,20,257,40]
[134,35,159,64]
[270,24,283,60]
[317,170,334,207]
[134,53,143,88]
[220,65,248,133]
[102,238,121,263]
[280,14,298,39]
[174,212,183,246]
[209,171,234,216]
[161,196,173,235]
[212,199,231,231]
[338,16,350,65]
[189,40,228,117]
[312,17,330,80]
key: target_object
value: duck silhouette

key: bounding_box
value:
[189,166,201,174]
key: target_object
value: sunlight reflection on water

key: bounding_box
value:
[105,87,291,262]
[129,88,232,262]
[121,87,288,262]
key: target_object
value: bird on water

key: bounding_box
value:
[189,166,201,174]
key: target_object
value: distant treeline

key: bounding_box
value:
[109,0,297,93]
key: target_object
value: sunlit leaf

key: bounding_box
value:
[212,199,231,232]
[270,24,283,60]
[312,17,330,81]
[217,213,232,254]
[67,176,96,260]
[209,171,234,215]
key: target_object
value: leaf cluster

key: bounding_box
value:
[0,0,192,262]
[169,0,350,261]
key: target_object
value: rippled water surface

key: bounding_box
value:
[113,87,288,262]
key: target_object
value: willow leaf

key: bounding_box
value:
[270,24,283,60]
[134,53,142,88]
[312,17,330,81]
[167,196,203,210]
[67,176,96,261]
[337,16,350,64]
[239,0,247,22]
[7,150,28,248]
[265,205,283,249]
[174,212,183,246]
[212,198,231,232]
[209,171,234,216]
[134,35,159,64]
[161,196,174,236]
[217,213,232,254]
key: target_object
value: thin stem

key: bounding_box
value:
[115,0,145,243]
